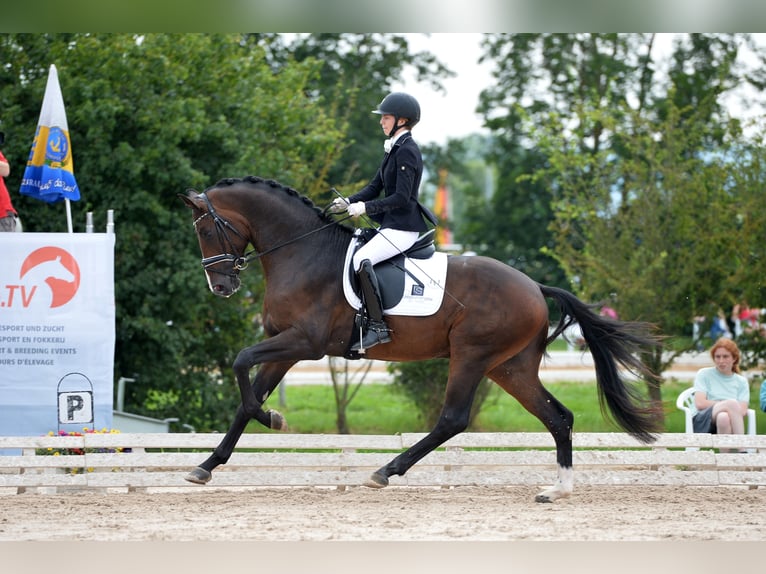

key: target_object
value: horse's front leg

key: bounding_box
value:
[186,329,330,485]
[185,360,294,485]
[231,333,322,420]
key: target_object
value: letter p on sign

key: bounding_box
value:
[58,391,93,424]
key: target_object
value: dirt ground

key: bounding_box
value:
[2,484,765,542]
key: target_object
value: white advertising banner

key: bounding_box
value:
[0,233,115,438]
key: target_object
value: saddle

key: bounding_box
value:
[341,228,448,358]
[347,229,436,309]
[343,228,448,319]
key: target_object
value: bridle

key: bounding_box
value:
[194,192,254,277]
[192,192,350,277]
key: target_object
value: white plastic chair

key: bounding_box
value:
[676,387,756,451]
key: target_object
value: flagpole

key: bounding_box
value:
[65,198,73,233]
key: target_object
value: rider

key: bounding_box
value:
[332,92,436,352]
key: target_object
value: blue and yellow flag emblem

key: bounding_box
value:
[20,65,80,203]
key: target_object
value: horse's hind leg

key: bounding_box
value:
[488,358,574,503]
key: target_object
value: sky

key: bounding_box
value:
[392,33,492,146]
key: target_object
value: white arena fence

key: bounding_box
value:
[1,432,764,494]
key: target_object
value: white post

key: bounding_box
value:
[65,198,73,233]
[116,377,135,412]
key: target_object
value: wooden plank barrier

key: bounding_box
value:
[0,432,764,494]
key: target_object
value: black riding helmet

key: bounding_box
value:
[372,92,420,137]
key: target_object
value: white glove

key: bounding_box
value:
[329,197,349,213]
[347,202,366,217]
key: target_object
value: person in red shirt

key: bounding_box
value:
[0,130,19,232]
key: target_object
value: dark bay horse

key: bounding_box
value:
[180,175,662,502]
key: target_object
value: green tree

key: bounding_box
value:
[472,33,766,412]
[474,33,766,288]
[473,34,657,286]
[532,100,766,411]
[275,33,454,191]
[419,135,493,250]
[1,33,345,431]
[724,132,766,307]
[460,138,563,284]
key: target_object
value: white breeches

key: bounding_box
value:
[352,228,420,271]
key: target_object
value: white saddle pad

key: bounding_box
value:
[342,237,448,317]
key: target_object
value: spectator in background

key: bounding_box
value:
[0,129,19,232]
[739,304,761,335]
[760,379,766,413]
[708,308,733,340]
[731,303,744,339]
[692,315,707,350]
[731,302,757,338]
[691,338,750,444]
[600,305,618,320]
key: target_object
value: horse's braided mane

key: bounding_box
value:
[208,175,344,226]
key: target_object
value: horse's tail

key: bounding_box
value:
[540,284,662,444]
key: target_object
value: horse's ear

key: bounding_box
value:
[178,191,199,209]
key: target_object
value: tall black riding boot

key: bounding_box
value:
[351,259,392,353]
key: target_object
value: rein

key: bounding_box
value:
[195,192,351,274]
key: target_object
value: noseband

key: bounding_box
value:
[194,192,254,277]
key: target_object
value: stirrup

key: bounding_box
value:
[351,321,391,353]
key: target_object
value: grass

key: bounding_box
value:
[475,380,690,433]
[250,377,760,436]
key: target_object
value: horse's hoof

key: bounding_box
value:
[268,409,288,431]
[534,486,570,503]
[364,472,389,489]
[185,467,212,485]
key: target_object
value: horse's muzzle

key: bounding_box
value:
[208,275,241,298]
